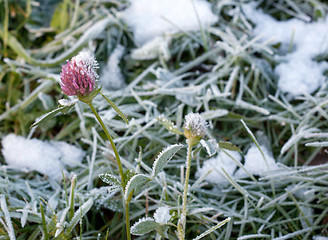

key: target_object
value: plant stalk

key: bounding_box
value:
[88,102,125,183]
[125,201,131,240]
[88,102,131,240]
[178,141,193,240]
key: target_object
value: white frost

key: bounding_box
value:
[243,3,328,97]
[100,45,125,90]
[235,144,280,178]
[121,0,218,45]
[154,206,171,224]
[1,134,85,179]
[196,150,241,187]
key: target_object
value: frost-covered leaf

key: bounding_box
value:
[152,144,183,178]
[156,225,169,239]
[218,141,241,153]
[154,206,171,224]
[200,139,219,156]
[99,173,121,188]
[58,98,78,107]
[201,109,228,120]
[100,93,129,124]
[66,198,93,233]
[131,217,160,236]
[156,115,183,135]
[124,174,151,200]
[122,170,137,188]
[31,105,73,128]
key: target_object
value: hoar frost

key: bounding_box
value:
[154,206,171,224]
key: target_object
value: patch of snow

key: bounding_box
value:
[1,134,85,179]
[100,45,125,90]
[121,0,218,45]
[235,144,280,178]
[196,150,242,187]
[243,3,328,97]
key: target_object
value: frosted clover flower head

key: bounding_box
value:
[60,51,99,102]
[183,112,207,146]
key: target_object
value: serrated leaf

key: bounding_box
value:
[152,144,183,178]
[156,115,183,135]
[99,173,121,188]
[100,93,129,125]
[31,105,73,128]
[200,139,218,156]
[124,174,151,200]
[218,141,241,152]
[131,217,160,236]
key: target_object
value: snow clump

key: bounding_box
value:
[196,150,242,187]
[1,134,85,179]
[121,0,218,46]
[243,3,328,97]
[235,144,280,178]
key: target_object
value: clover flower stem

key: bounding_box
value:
[125,201,131,240]
[87,102,125,182]
[178,141,193,240]
[88,102,131,240]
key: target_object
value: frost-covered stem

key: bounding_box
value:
[87,102,125,183]
[178,141,193,240]
[88,102,131,240]
[125,201,131,240]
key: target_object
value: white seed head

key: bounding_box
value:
[183,112,207,139]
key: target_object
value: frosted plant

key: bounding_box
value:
[60,51,99,99]
[34,51,133,240]
[183,112,207,146]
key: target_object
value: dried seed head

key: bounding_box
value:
[183,112,207,145]
[60,51,99,98]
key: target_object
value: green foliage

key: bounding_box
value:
[1,0,328,239]
[130,218,160,236]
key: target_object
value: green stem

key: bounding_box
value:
[178,141,193,240]
[88,102,132,240]
[88,102,125,183]
[125,201,131,240]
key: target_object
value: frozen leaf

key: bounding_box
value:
[152,144,183,178]
[154,206,171,224]
[200,139,218,156]
[131,217,160,236]
[99,173,121,188]
[124,174,151,200]
[218,141,241,152]
[157,115,183,135]
[100,93,129,124]
[31,105,73,128]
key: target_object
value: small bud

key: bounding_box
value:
[60,51,99,101]
[183,112,207,146]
